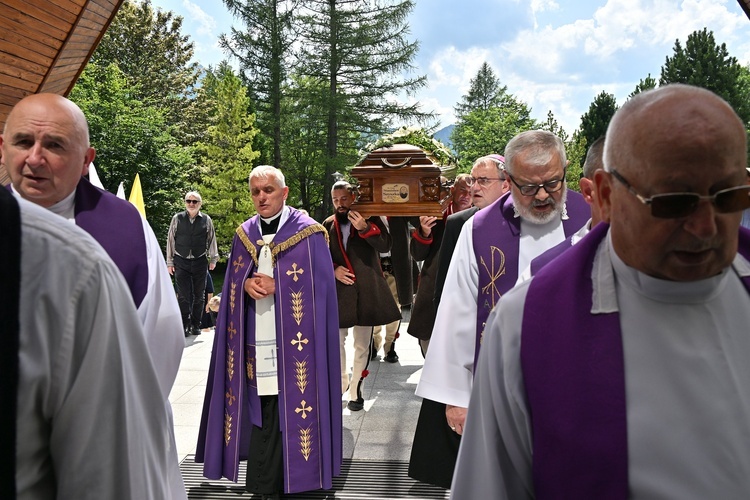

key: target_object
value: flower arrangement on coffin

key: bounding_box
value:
[357,126,458,179]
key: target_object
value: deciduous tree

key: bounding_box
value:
[194,63,261,256]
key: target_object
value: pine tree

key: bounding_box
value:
[629,74,658,98]
[297,0,431,216]
[454,62,507,119]
[194,63,261,255]
[577,91,617,166]
[450,63,536,169]
[660,28,749,124]
[221,0,296,168]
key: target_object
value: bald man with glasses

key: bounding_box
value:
[453,84,750,499]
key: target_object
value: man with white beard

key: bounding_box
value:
[415,130,589,452]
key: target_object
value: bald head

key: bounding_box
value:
[2,93,95,207]
[603,84,746,179]
[5,93,91,145]
[596,84,748,281]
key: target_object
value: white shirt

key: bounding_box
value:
[416,211,566,408]
[14,186,187,500]
[255,233,279,395]
[451,232,750,499]
[517,219,592,284]
[16,198,172,500]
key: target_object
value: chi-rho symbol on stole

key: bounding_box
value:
[480,246,506,312]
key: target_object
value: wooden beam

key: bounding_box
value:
[739,0,750,20]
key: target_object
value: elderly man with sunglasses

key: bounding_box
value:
[452,84,750,499]
[413,131,589,488]
[166,191,219,337]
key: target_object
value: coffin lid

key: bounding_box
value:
[354,143,442,170]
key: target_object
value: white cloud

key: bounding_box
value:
[182,0,216,37]
[427,46,493,91]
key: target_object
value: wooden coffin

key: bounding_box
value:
[350,144,443,217]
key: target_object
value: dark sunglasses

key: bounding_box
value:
[185,199,200,204]
[610,169,750,219]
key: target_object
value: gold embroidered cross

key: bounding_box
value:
[286,263,304,282]
[228,321,237,340]
[295,400,313,419]
[291,332,309,351]
[233,255,245,273]
[225,387,236,406]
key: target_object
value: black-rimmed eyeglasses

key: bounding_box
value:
[610,169,750,219]
[185,199,200,204]
[506,170,566,197]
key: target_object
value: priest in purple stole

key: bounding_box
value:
[3,93,186,500]
[452,85,750,499]
[415,131,589,488]
[196,166,341,498]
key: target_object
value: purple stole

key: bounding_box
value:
[196,208,342,493]
[530,234,575,275]
[471,190,589,367]
[521,224,750,498]
[74,177,148,307]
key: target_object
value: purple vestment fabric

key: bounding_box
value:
[196,208,342,494]
[74,177,148,307]
[521,224,750,499]
[471,190,590,367]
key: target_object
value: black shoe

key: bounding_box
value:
[184,326,192,337]
[384,350,399,363]
[192,326,201,336]
[347,398,364,411]
[370,338,378,360]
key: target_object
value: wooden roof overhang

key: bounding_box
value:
[0,0,124,186]
[739,0,750,19]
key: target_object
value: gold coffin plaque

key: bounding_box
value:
[350,144,443,217]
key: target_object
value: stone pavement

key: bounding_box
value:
[169,318,428,467]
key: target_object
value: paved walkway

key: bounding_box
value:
[170,319,427,466]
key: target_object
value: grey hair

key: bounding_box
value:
[185,190,202,202]
[249,165,286,188]
[473,155,506,180]
[504,130,567,176]
[582,136,605,180]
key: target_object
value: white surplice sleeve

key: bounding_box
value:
[137,216,184,399]
[17,200,171,500]
[450,281,535,500]
[416,219,480,408]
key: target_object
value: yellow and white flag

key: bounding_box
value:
[128,173,146,219]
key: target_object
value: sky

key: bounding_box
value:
[149,0,750,135]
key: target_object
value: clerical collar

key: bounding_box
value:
[260,210,283,235]
[608,234,729,304]
[45,189,77,221]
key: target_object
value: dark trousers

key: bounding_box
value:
[246,396,283,494]
[174,255,208,329]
